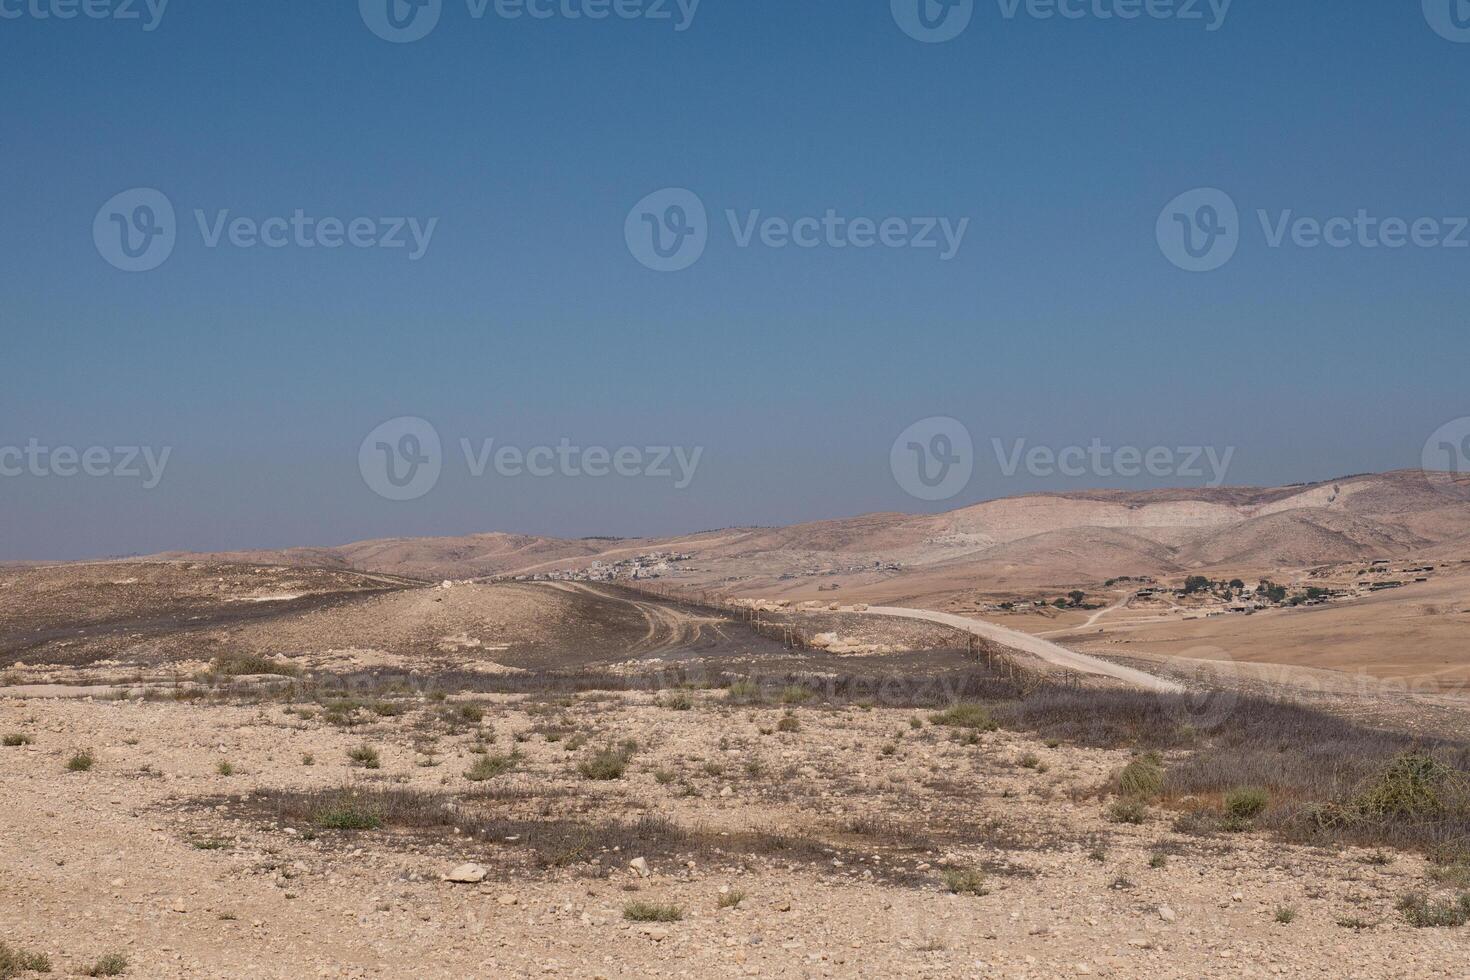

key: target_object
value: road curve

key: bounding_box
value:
[858,606,1184,694]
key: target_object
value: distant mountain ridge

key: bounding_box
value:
[152,470,1470,592]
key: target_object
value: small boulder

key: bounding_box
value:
[444,863,487,884]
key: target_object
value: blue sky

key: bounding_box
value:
[3,0,1469,559]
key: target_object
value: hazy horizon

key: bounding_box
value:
[5,2,1469,561]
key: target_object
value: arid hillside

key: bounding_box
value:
[151,470,1470,599]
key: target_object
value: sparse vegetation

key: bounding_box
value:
[725,680,761,703]
[941,866,988,896]
[211,652,299,677]
[1274,905,1297,924]
[1107,800,1147,824]
[779,685,814,705]
[578,743,634,781]
[1396,891,1470,928]
[929,703,997,731]
[2,734,32,747]
[1224,787,1269,820]
[465,751,519,781]
[623,901,683,922]
[777,713,800,733]
[717,889,745,909]
[1115,752,1163,800]
[65,749,95,772]
[0,942,51,977]
[347,744,381,769]
[83,952,128,977]
[312,798,384,831]
[661,691,693,711]
[215,760,235,776]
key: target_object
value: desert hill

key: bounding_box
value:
[151,470,1470,596]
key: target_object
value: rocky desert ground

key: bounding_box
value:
[6,540,1470,978]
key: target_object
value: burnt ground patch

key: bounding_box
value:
[199,785,946,889]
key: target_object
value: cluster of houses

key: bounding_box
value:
[514,552,693,583]
[776,560,905,582]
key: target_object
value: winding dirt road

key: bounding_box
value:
[857,606,1184,694]
[540,582,728,653]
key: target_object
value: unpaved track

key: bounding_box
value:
[857,606,1184,693]
[539,582,725,653]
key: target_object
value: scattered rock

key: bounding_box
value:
[445,863,487,884]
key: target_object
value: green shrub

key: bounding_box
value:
[661,691,694,711]
[1396,891,1470,928]
[1356,753,1462,819]
[578,744,633,780]
[779,685,814,705]
[1115,753,1163,800]
[929,704,997,731]
[1107,799,1147,824]
[211,653,299,677]
[777,713,799,733]
[1274,905,1297,924]
[623,901,682,922]
[2,733,32,747]
[84,952,128,977]
[347,744,381,769]
[216,761,235,776]
[464,752,519,781]
[725,680,761,703]
[942,866,988,896]
[66,750,95,772]
[0,942,52,976]
[313,802,382,830]
[1224,787,1269,820]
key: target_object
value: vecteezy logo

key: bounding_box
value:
[891,0,973,43]
[360,0,442,43]
[1163,646,1238,732]
[1424,0,1470,42]
[1422,417,1470,499]
[93,188,176,272]
[1156,187,1239,272]
[890,417,974,501]
[625,188,708,272]
[359,416,442,500]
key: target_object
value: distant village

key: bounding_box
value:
[988,559,1455,619]
[512,552,695,583]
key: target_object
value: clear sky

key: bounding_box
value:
[3,0,1469,560]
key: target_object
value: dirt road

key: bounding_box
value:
[857,606,1184,693]
[538,582,731,654]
